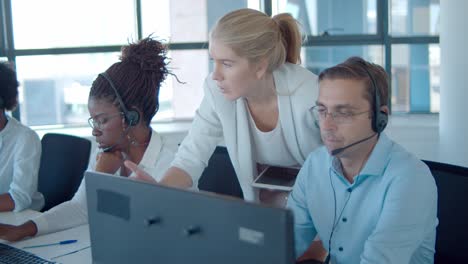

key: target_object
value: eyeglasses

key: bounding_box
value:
[88,112,123,130]
[310,106,370,124]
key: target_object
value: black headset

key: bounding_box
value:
[360,62,388,134]
[99,72,140,127]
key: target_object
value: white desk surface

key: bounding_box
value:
[0,210,92,264]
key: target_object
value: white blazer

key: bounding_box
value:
[171,63,322,201]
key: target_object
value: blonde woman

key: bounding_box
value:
[127,9,327,262]
[128,8,322,202]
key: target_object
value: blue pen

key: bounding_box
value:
[23,240,78,249]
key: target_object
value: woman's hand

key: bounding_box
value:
[125,163,193,189]
[95,151,124,174]
[124,160,158,184]
[0,221,37,242]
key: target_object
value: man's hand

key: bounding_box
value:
[124,160,158,184]
[297,239,328,263]
[259,189,290,208]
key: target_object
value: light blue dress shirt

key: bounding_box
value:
[287,133,438,264]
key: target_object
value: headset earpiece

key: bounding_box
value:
[361,62,388,133]
[125,109,140,127]
[371,89,388,133]
[373,109,388,133]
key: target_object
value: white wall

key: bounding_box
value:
[385,114,441,163]
[439,0,468,168]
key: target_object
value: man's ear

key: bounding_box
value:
[380,105,390,115]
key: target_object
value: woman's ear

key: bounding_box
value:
[254,57,269,80]
[121,115,128,131]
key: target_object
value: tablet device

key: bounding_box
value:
[252,166,300,192]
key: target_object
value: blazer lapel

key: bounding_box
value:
[275,70,307,164]
[230,99,258,200]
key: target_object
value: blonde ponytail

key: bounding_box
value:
[210,8,303,72]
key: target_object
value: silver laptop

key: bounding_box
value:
[85,171,295,264]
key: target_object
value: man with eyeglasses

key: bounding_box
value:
[288,57,437,264]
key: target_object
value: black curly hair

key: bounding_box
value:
[0,62,19,111]
[89,37,170,125]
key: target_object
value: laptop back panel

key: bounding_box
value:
[85,171,295,264]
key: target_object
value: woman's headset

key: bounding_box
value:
[99,72,140,127]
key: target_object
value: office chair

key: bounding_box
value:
[198,146,243,199]
[422,160,468,264]
[38,133,91,212]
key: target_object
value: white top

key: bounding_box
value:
[33,130,175,235]
[248,111,297,167]
[171,63,322,201]
[0,116,43,212]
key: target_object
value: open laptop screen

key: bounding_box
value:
[85,171,295,264]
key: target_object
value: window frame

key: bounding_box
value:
[0,0,440,124]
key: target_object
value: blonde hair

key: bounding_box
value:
[210,8,302,72]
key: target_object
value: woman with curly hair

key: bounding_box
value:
[0,37,176,241]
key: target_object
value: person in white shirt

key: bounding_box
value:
[0,37,175,241]
[0,62,42,212]
[126,8,322,204]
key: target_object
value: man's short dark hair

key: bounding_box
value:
[318,56,389,109]
[0,62,19,110]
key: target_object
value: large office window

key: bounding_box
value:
[275,0,378,36]
[15,53,120,125]
[391,44,440,112]
[11,0,137,49]
[390,0,440,36]
[1,0,259,126]
[140,0,255,119]
[274,0,440,113]
[0,0,439,128]
[389,0,440,113]
[303,46,384,73]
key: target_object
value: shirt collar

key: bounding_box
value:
[133,129,162,172]
[359,133,393,177]
[0,115,17,137]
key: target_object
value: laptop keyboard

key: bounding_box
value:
[0,242,55,264]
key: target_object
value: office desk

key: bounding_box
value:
[0,210,92,264]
